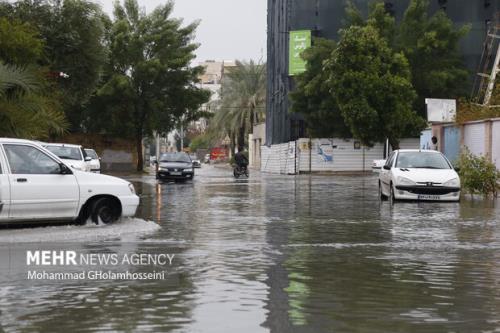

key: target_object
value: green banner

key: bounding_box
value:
[289,30,311,76]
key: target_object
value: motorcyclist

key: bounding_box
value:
[234,147,248,171]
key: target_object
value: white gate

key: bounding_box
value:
[463,122,486,156]
[492,119,500,170]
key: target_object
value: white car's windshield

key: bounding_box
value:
[46,146,82,161]
[85,149,98,159]
[160,153,191,163]
[396,152,451,169]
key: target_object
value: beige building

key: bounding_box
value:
[249,122,266,169]
[195,60,236,131]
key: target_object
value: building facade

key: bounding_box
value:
[266,0,499,145]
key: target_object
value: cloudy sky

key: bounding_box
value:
[95,0,267,64]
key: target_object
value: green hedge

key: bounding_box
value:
[457,148,500,197]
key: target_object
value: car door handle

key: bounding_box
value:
[16,178,27,183]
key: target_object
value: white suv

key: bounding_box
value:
[44,143,91,172]
[0,138,139,224]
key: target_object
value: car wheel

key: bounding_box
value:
[90,198,120,225]
[233,169,240,179]
[390,184,397,205]
[379,182,387,201]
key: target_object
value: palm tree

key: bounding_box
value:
[211,60,266,151]
[0,62,68,139]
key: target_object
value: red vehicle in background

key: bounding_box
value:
[210,147,228,162]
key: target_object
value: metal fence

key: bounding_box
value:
[433,118,500,170]
[260,138,420,174]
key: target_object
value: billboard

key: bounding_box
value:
[289,30,311,76]
[425,98,457,123]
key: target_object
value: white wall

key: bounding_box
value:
[492,119,500,170]
[261,142,297,174]
[398,138,421,150]
[463,122,486,156]
[297,138,385,173]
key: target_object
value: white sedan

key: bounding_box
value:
[372,159,386,172]
[44,143,91,172]
[85,148,101,173]
[379,149,460,202]
[0,138,139,225]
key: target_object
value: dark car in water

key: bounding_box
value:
[156,152,194,182]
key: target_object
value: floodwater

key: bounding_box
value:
[1,165,499,332]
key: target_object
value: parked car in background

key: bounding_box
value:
[372,159,386,172]
[44,143,91,172]
[0,138,139,225]
[190,154,201,168]
[84,148,101,173]
[379,149,460,203]
[156,152,194,182]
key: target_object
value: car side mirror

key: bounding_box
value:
[59,163,73,175]
[383,165,391,170]
[454,166,460,172]
[84,156,92,162]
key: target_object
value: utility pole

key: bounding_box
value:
[156,132,160,159]
[484,42,500,105]
[180,119,184,152]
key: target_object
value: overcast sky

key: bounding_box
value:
[95,0,267,64]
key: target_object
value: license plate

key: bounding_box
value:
[418,195,441,200]
[170,172,182,175]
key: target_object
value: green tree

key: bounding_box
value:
[212,60,266,150]
[290,38,350,138]
[189,133,214,152]
[3,0,108,130]
[398,0,470,116]
[326,25,423,149]
[88,0,210,171]
[345,0,470,117]
[0,17,43,65]
[0,17,67,138]
[0,62,67,138]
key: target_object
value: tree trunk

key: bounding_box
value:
[237,122,246,150]
[229,131,236,158]
[249,109,255,134]
[388,137,400,150]
[136,134,143,172]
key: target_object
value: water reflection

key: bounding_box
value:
[264,174,500,332]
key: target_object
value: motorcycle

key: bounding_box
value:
[233,164,249,178]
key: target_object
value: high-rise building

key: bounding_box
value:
[266,0,499,145]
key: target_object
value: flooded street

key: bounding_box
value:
[1,165,500,332]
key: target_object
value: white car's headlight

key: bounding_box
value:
[128,183,136,194]
[444,178,460,187]
[397,176,416,186]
